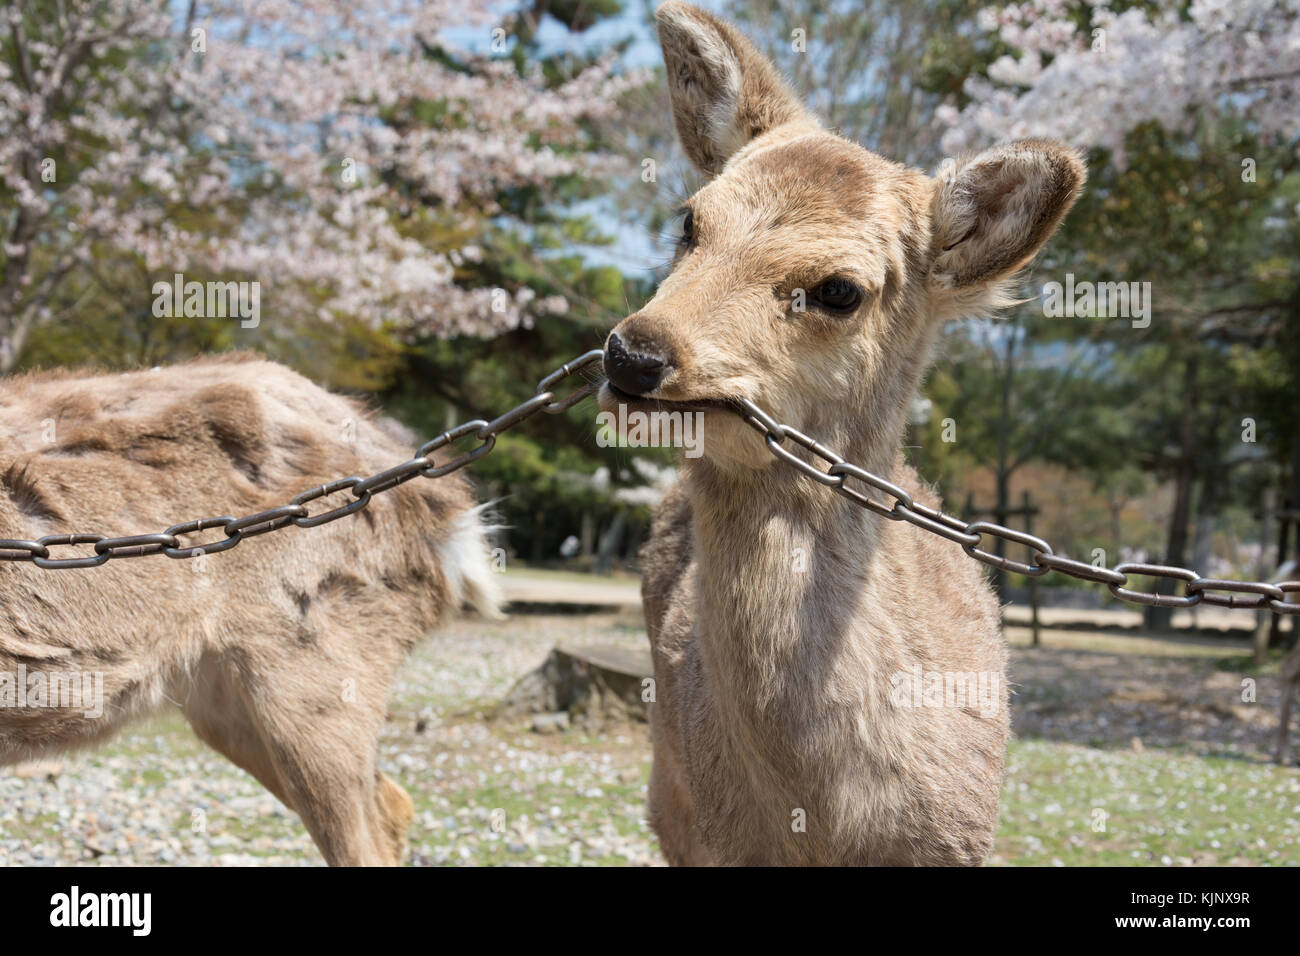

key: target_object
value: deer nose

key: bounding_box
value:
[604,333,671,396]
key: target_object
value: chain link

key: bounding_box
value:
[732,398,1300,617]
[2,348,1296,619]
[0,350,603,571]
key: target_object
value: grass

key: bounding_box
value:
[416,772,652,866]
[12,716,1293,866]
[993,740,1300,866]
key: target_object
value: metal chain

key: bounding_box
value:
[3,348,1297,619]
[0,350,605,570]
[733,398,1300,617]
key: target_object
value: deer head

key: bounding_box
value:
[600,1,1085,473]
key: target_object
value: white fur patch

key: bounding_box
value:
[437,504,504,620]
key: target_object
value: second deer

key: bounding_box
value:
[0,356,501,865]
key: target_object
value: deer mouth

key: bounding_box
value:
[600,381,738,415]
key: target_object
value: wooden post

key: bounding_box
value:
[1271,506,1288,647]
[1255,493,1275,667]
[1272,503,1295,649]
[1024,490,1040,648]
[580,510,595,561]
[966,491,1041,645]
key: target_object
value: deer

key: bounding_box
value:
[598,1,1086,865]
[0,354,501,865]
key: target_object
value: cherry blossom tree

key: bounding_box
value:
[936,0,1300,626]
[939,0,1300,163]
[0,0,642,371]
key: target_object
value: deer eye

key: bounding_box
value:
[809,277,863,314]
[679,210,694,247]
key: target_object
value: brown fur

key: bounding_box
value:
[1278,642,1300,764]
[0,353,499,865]
[602,2,1086,865]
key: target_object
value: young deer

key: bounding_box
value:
[600,2,1085,865]
[0,355,500,865]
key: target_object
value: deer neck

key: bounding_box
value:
[682,403,906,716]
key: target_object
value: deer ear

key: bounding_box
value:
[656,1,815,175]
[930,139,1085,304]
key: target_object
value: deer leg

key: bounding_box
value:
[250,687,409,866]
[249,703,404,865]
[647,758,692,865]
[373,770,415,864]
[181,650,409,866]
[181,664,298,812]
[647,747,714,866]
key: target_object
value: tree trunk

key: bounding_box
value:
[530,508,545,564]
[595,510,625,576]
[1146,356,1198,631]
[993,467,1010,597]
[1274,306,1300,648]
[580,510,595,560]
[992,329,1015,597]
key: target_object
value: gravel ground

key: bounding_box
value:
[1,610,1296,865]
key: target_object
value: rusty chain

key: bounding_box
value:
[0,350,605,570]
[2,347,1297,618]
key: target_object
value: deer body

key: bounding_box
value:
[642,462,1007,866]
[603,3,1086,865]
[0,355,499,865]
